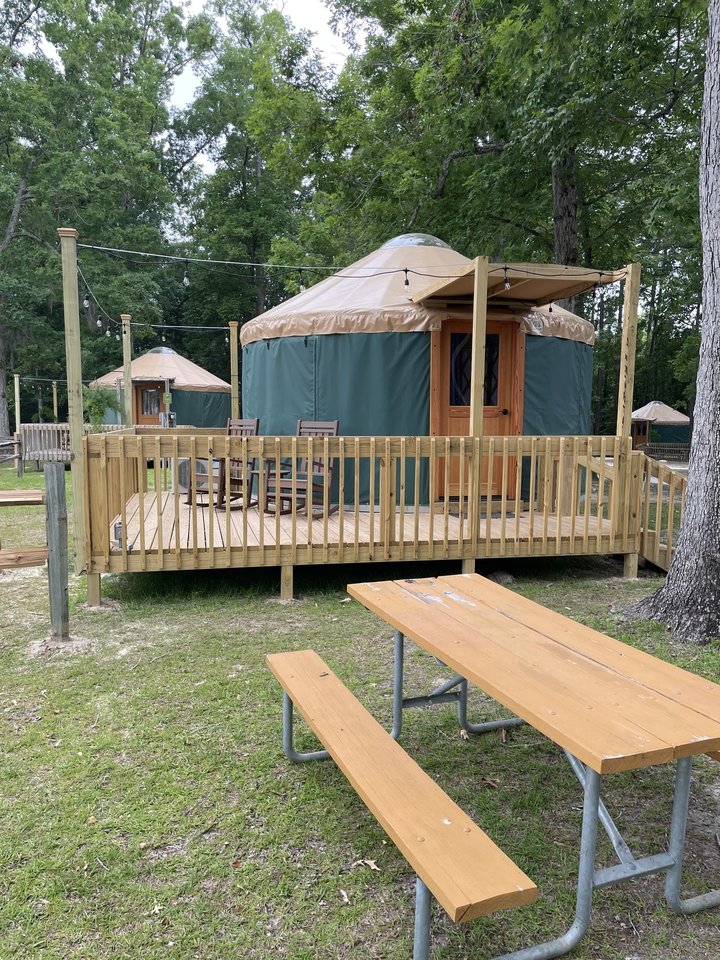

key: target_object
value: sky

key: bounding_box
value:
[171,0,352,109]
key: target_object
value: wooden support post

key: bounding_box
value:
[469,256,489,438]
[121,314,133,425]
[462,558,475,574]
[87,572,102,607]
[52,380,58,421]
[615,264,641,577]
[229,321,239,419]
[280,564,293,601]
[44,462,69,640]
[615,263,641,438]
[13,373,23,477]
[57,227,87,574]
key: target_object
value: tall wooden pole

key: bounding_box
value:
[13,373,23,477]
[229,320,239,419]
[52,380,58,421]
[57,227,88,579]
[469,256,489,438]
[615,262,641,579]
[121,314,133,425]
[464,256,489,575]
[615,263,641,437]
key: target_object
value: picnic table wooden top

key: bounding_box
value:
[347,574,720,775]
[0,489,45,507]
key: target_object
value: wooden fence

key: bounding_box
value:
[83,431,642,576]
[639,458,687,571]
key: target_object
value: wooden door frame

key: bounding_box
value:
[133,381,164,426]
[429,315,525,439]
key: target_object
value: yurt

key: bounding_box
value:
[90,347,231,427]
[241,234,595,457]
[631,400,691,449]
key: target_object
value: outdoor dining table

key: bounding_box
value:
[347,573,720,960]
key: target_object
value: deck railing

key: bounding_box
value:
[20,422,127,464]
[83,431,641,575]
[639,457,687,571]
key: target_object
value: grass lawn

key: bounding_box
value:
[1,463,719,959]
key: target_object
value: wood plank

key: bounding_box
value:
[0,547,48,568]
[267,649,537,923]
[416,577,720,758]
[0,490,45,506]
[347,580,678,774]
[439,574,720,733]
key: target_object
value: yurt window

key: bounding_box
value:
[449,332,500,406]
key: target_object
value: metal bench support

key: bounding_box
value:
[392,631,524,740]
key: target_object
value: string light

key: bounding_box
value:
[503,265,511,291]
[225,333,229,345]
[298,269,305,292]
[96,318,102,328]
[182,261,190,288]
[105,329,111,338]
[83,292,90,309]
[403,268,409,288]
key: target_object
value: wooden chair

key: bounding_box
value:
[263,420,339,515]
[216,418,260,509]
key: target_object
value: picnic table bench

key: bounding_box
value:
[267,649,537,958]
[269,574,720,959]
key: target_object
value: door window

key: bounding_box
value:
[449,333,499,406]
[141,388,161,416]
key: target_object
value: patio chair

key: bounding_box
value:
[215,418,261,509]
[263,420,339,515]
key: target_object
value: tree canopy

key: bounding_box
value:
[0,0,707,440]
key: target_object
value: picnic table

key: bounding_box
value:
[345,573,720,960]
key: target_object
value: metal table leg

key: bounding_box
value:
[665,756,720,914]
[493,767,602,960]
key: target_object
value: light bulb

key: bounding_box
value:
[83,294,90,309]
[504,267,511,291]
[105,329,111,338]
[96,318,102,328]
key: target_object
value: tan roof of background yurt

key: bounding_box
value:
[90,347,231,392]
[240,234,594,346]
[631,401,690,424]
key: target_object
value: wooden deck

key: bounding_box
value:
[102,491,615,572]
[82,431,683,584]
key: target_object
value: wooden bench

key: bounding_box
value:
[267,649,537,958]
[0,489,45,507]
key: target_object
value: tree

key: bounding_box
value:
[632,0,720,642]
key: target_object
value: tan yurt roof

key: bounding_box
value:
[240,234,594,347]
[631,400,690,424]
[90,347,230,393]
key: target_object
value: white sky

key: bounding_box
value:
[171,0,351,109]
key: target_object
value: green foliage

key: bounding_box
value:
[83,385,120,429]
[0,0,708,433]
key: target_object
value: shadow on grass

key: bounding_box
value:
[100,552,657,607]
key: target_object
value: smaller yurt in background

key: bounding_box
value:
[90,347,231,427]
[631,400,691,449]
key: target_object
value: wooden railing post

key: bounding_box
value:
[121,314,133,425]
[229,321,239,419]
[44,462,69,640]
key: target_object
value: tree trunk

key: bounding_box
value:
[632,1,720,642]
[552,148,579,311]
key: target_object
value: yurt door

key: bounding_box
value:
[134,382,164,426]
[431,319,520,498]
